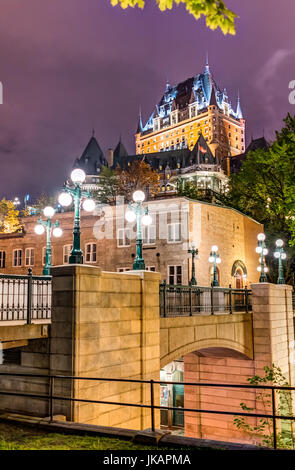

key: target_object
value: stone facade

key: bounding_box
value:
[0,197,262,288]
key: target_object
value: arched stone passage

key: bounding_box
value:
[160,313,253,369]
[231,259,247,276]
[160,338,252,369]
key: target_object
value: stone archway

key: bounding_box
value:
[231,260,247,289]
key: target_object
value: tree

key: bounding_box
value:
[110,0,237,35]
[233,365,294,449]
[116,160,159,201]
[32,193,58,214]
[91,166,122,204]
[223,114,295,284]
[0,199,22,233]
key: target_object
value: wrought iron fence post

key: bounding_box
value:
[189,285,192,316]
[163,280,166,318]
[272,387,277,449]
[211,282,214,315]
[245,286,249,313]
[27,268,32,324]
[150,379,155,432]
[49,376,54,421]
[229,284,232,314]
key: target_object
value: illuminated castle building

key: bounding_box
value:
[135,59,245,173]
[70,60,246,199]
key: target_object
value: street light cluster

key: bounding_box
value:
[256,233,287,284]
[125,190,152,270]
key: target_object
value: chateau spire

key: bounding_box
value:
[136,108,143,134]
[205,52,210,73]
[165,78,170,93]
[236,90,243,119]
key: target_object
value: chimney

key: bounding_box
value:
[107,148,114,167]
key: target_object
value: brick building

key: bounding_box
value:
[0,197,262,288]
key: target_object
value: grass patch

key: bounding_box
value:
[0,421,194,450]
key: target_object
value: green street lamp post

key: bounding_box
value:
[274,239,286,284]
[208,245,221,287]
[256,233,269,282]
[58,168,95,264]
[188,242,198,285]
[125,190,152,270]
[35,206,63,275]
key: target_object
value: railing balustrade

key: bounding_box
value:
[0,269,51,323]
[159,281,252,317]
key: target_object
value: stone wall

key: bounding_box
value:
[49,265,161,430]
[183,283,295,445]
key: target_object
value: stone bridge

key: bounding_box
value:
[0,265,294,436]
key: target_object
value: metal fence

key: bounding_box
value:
[0,269,52,323]
[159,282,251,317]
[0,371,294,449]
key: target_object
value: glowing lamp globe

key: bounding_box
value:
[256,246,262,254]
[274,252,280,258]
[43,206,55,218]
[276,239,284,248]
[216,257,221,264]
[257,266,262,272]
[208,256,214,263]
[263,248,268,256]
[125,210,136,223]
[211,245,218,252]
[71,168,86,184]
[142,214,152,226]
[82,199,95,212]
[58,192,72,207]
[257,233,266,241]
[132,190,145,203]
[281,253,287,260]
[264,267,269,273]
[35,224,45,235]
[52,227,62,238]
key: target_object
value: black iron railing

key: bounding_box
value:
[0,269,51,323]
[159,282,252,317]
[0,371,294,449]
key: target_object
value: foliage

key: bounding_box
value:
[91,166,122,204]
[177,179,221,204]
[0,199,22,233]
[32,193,58,213]
[233,365,294,449]
[110,0,237,35]
[177,180,200,199]
[223,114,295,283]
[116,160,159,201]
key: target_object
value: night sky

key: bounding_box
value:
[0,0,294,200]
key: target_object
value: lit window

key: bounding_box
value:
[0,251,6,268]
[85,243,97,263]
[117,228,131,247]
[117,267,131,272]
[13,249,22,267]
[143,225,156,245]
[168,265,182,285]
[168,223,181,243]
[63,245,73,264]
[25,248,35,267]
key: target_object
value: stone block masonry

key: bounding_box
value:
[49,265,161,430]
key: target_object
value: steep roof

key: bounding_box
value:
[113,139,129,160]
[112,134,218,172]
[73,136,108,175]
[230,137,269,174]
[140,60,243,133]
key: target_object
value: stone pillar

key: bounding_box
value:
[50,265,161,430]
[251,283,295,440]
[251,283,295,384]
